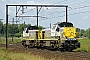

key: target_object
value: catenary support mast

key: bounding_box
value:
[6,4,68,49]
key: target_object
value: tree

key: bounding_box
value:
[76,28,80,38]
[38,25,44,30]
[12,24,19,34]
[80,29,85,36]
[18,24,25,34]
[8,24,12,37]
[76,28,80,32]
[76,28,86,38]
[0,21,3,34]
[86,28,90,39]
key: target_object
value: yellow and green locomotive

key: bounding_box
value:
[21,22,80,51]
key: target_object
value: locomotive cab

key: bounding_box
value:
[58,22,80,51]
[51,22,80,51]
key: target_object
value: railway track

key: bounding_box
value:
[0,42,90,60]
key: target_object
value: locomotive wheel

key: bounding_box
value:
[60,48,65,52]
[65,48,72,52]
[28,44,33,48]
[40,43,45,50]
[28,43,35,48]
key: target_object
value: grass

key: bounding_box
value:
[0,48,65,60]
[75,38,90,52]
[0,58,7,60]
[0,37,90,60]
[0,48,46,60]
[0,37,21,44]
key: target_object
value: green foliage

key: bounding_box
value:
[76,28,85,37]
[76,28,90,39]
[38,25,44,30]
[0,58,7,60]
[76,28,80,32]
[76,28,80,37]
[18,24,25,34]
[0,21,4,35]
[75,38,90,52]
[0,22,31,37]
[86,28,90,39]
[15,33,21,38]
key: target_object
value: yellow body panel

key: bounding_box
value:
[63,27,76,38]
[38,30,42,39]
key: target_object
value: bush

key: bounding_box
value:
[15,33,21,38]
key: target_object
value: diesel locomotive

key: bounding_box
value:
[21,22,80,51]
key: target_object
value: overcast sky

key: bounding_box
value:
[0,0,90,29]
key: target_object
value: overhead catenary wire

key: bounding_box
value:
[40,4,90,20]
[7,0,90,24]
[38,0,70,15]
[42,1,90,15]
[39,0,88,15]
[62,0,77,4]
[68,0,90,6]
[15,7,90,24]
[40,10,90,21]
[54,0,89,5]
[37,0,45,3]
[69,10,90,16]
[15,0,89,18]
[41,0,89,15]
[54,0,68,4]
[44,10,90,20]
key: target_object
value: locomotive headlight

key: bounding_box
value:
[74,39,76,40]
[65,38,76,40]
[72,38,76,40]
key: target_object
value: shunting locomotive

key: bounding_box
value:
[21,22,80,51]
